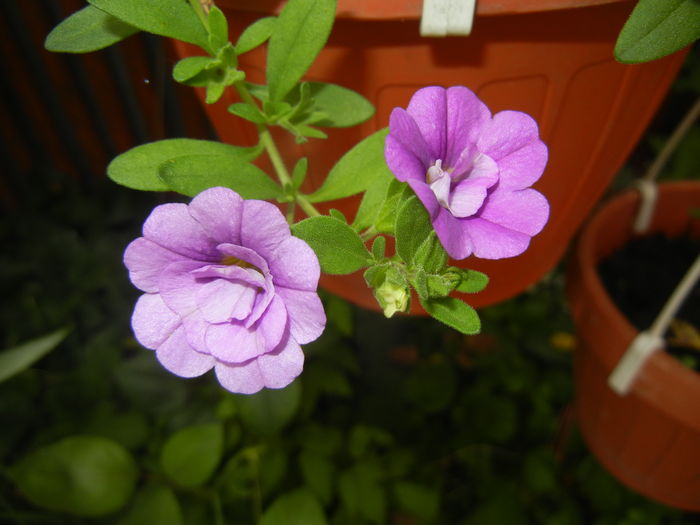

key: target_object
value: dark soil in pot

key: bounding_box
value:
[598,233,700,371]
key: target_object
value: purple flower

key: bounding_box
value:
[385,86,549,260]
[123,187,325,394]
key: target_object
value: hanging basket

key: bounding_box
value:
[172,0,688,312]
[566,180,700,511]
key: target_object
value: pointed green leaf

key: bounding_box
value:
[371,236,386,260]
[267,0,336,101]
[292,216,371,275]
[292,157,308,189]
[413,231,448,273]
[0,329,68,383]
[107,139,259,191]
[228,102,268,123]
[420,296,481,335]
[307,128,391,202]
[45,5,139,53]
[88,0,209,49]
[11,436,138,517]
[352,176,398,231]
[207,6,229,51]
[285,82,374,128]
[235,16,276,55]
[261,489,327,525]
[160,424,224,488]
[395,196,433,265]
[614,0,700,63]
[159,155,281,199]
[455,269,489,294]
[172,56,215,83]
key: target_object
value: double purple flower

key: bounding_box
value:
[124,187,325,394]
[385,86,549,260]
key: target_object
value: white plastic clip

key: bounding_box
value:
[608,331,663,395]
[632,178,658,234]
[420,0,476,37]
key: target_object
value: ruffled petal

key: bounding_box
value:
[123,237,187,293]
[214,335,304,394]
[155,324,215,378]
[143,203,218,261]
[477,110,542,162]
[478,188,550,236]
[448,153,499,217]
[462,217,533,259]
[195,278,258,323]
[158,260,205,318]
[275,286,326,344]
[267,236,320,292]
[131,293,181,350]
[444,86,491,168]
[240,200,291,261]
[406,86,447,160]
[188,187,243,244]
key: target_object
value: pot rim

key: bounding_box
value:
[215,0,627,19]
[573,180,700,426]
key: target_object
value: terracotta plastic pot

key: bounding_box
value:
[566,181,700,511]
[172,0,688,313]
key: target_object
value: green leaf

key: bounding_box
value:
[393,482,440,522]
[352,176,396,231]
[371,236,386,260]
[207,6,229,51]
[455,269,489,294]
[338,463,386,525]
[45,5,139,53]
[395,196,433,265]
[373,179,411,232]
[88,0,210,50]
[403,360,457,413]
[299,451,335,505]
[267,0,336,101]
[0,329,68,383]
[107,139,258,191]
[11,435,138,517]
[160,423,224,487]
[307,128,391,202]
[614,0,700,63]
[172,56,216,84]
[292,216,371,274]
[235,16,276,55]
[159,155,282,199]
[261,489,327,525]
[236,381,301,436]
[420,296,481,335]
[292,157,308,189]
[286,82,374,128]
[117,484,183,525]
[228,102,268,123]
[413,231,448,273]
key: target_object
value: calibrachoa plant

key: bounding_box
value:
[45,0,549,394]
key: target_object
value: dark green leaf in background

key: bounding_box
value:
[88,0,210,50]
[117,483,183,525]
[160,423,224,487]
[614,0,700,63]
[45,5,139,53]
[266,0,337,101]
[11,435,138,517]
[292,216,371,274]
[236,380,301,435]
[261,488,327,525]
[0,329,68,383]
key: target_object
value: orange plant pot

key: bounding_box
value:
[172,0,687,313]
[566,181,700,511]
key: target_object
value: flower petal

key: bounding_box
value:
[241,200,290,261]
[479,188,550,236]
[158,260,205,318]
[385,135,429,184]
[477,110,542,162]
[123,237,186,293]
[188,187,243,244]
[276,286,326,344]
[495,139,548,190]
[388,108,432,166]
[444,86,491,168]
[156,324,215,378]
[143,203,218,261]
[407,179,442,221]
[195,278,258,323]
[448,153,499,217]
[462,217,533,259]
[267,236,321,291]
[214,335,304,394]
[406,86,447,160]
[204,295,288,363]
[432,209,475,260]
[131,293,180,349]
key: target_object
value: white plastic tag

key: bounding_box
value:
[420,0,476,37]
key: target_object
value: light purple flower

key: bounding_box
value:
[124,187,325,394]
[385,86,549,260]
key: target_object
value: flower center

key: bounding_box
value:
[426,159,452,209]
[221,255,255,269]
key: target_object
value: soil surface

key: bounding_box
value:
[598,233,700,370]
